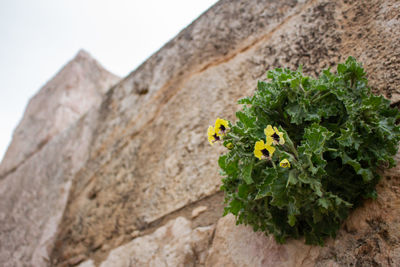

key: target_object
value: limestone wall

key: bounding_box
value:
[1,0,399,266]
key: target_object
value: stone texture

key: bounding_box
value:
[1,0,400,266]
[99,217,214,267]
[51,1,400,265]
[0,50,119,178]
[77,260,95,267]
[50,1,315,264]
[52,0,400,265]
[0,109,100,267]
[206,214,321,267]
[191,206,208,219]
[0,50,119,266]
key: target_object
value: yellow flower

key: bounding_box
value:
[265,125,285,145]
[215,118,229,136]
[280,159,291,168]
[208,126,221,145]
[226,142,234,149]
[254,140,276,160]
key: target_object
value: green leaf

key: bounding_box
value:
[270,173,289,207]
[340,152,374,182]
[302,124,334,153]
[287,170,298,186]
[236,110,255,128]
[290,77,300,89]
[286,103,305,125]
[229,199,242,216]
[287,201,299,226]
[238,183,250,199]
[318,198,330,210]
[218,155,227,170]
[337,63,346,74]
[316,84,327,91]
[337,123,362,149]
[255,168,276,199]
[238,97,252,105]
[241,159,254,184]
[255,185,270,200]
[288,215,296,227]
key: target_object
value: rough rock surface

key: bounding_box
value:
[206,214,320,267]
[1,0,400,266]
[0,52,119,266]
[0,50,119,179]
[0,108,100,266]
[99,217,214,267]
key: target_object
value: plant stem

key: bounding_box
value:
[311,91,331,103]
[326,148,337,152]
[255,159,267,167]
[284,142,299,159]
[271,160,277,169]
[311,92,332,103]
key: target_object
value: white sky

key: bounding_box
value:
[0,0,218,161]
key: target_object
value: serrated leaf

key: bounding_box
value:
[270,173,288,207]
[236,110,256,128]
[255,184,270,200]
[337,123,362,149]
[241,160,254,184]
[218,155,227,170]
[303,124,334,153]
[287,201,299,226]
[340,152,374,182]
[238,97,252,105]
[238,184,250,199]
[311,181,323,197]
[255,168,276,199]
[316,84,327,91]
[287,170,298,187]
[229,199,242,216]
[290,78,300,89]
[286,103,305,125]
[337,63,346,74]
[318,198,330,210]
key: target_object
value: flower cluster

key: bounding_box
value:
[208,120,291,168]
[254,125,290,168]
[207,118,229,145]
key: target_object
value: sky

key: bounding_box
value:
[0,0,219,161]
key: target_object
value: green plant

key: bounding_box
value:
[208,57,400,245]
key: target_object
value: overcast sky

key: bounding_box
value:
[0,0,218,161]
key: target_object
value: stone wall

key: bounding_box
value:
[1,0,399,266]
[0,50,119,179]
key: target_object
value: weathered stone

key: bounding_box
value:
[1,0,400,266]
[191,226,215,266]
[191,206,208,219]
[53,0,400,265]
[99,217,214,267]
[0,50,119,178]
[206,214,321,267]
[51,1,314,262]
[0,49,120,266]
[0,108,100,267]
[52,1,400,264]
[77,259,95,267]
